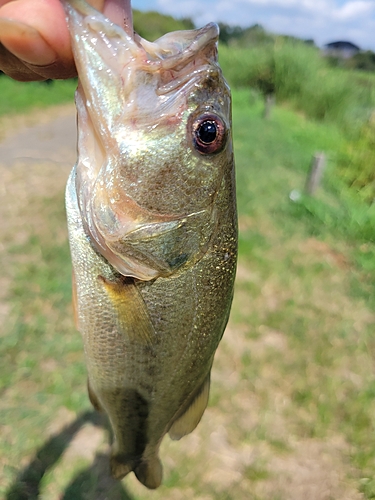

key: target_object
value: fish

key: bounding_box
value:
[63,0,237,489]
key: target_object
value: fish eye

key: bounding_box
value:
[192,114,226,155]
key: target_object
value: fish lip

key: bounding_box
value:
[139,22,220,71]
[65,0,223,132]
[65,0,219,70]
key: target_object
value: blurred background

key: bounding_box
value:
[1,1,375,499]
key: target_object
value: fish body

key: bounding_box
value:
[64,0,237,489]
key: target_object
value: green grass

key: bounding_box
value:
[220,41,375,128]
[233,89,375,496]
[2,88,375,498]
[220,41,375,202]
[0,76,76,117]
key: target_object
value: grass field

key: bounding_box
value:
[1,86,375,499]
[0,77,76,118]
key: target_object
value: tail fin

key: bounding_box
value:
[135,456,163,489]
[110,453,163,489]
[110,454,134,481]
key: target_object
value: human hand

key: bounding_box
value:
[0,0,131,81]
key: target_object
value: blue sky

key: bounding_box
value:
[132,0,375,50]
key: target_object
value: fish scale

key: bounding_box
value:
[63,0,237,489]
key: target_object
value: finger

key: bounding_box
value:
[0,0,73,66]
[0,18,57,65]
[0,42,46,81]
[0,0,131,81]
[0,41,78,81]
[0,18,76,80]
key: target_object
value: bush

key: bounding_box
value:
[219,44,275,92]
[220,40,356,124]
[337,118,375,203]
[219,40,375,202]
[133,10,194,41]
[346,51,375,72]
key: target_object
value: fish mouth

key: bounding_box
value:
[64,0,220,129]
[65,0,219,66]
[65,0,224,280]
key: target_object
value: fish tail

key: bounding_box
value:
[134,456,163,489]
[110,454,134,481]
[110,452,163,489]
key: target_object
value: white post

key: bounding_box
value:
[305,152,326,195]
[263,94,275,120]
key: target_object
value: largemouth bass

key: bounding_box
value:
[63,0,237,489]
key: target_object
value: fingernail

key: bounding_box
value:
[0,18,57,65]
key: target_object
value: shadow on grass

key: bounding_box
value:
[5,410,134,500]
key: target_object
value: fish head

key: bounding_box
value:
[65,1,233,279]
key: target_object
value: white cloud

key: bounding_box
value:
[335,1,375,20]
[137,0,375,50]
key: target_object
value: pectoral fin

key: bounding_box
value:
[99,276,156,345]
[168,374,211,441]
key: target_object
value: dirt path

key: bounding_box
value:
[0,105,77,327]
[0,104,77,169]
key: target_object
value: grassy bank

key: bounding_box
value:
[1,89,375,498]
[219,42,375,203]
[219,42,375,128]
[0,76,76,117]
[233,89,375,498]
